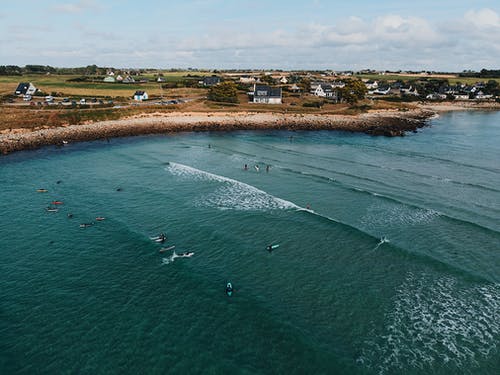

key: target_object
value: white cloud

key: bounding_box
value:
[464,8,500,28]
[2,8,500,70]
[52,0,102,14]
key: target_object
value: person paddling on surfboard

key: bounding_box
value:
[266,244,279,252]
[225,282,233,296]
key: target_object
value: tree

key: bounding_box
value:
[339,79,367,104]
[207,81,239,103]
[484,80,500,96]
[298,77,311,95]
[259,74,276,85]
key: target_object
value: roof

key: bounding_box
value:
[254,84,282,98]
[15,82,30,94]
[203,76,221,85]
[319,83,334,92]
[134,91,146,96]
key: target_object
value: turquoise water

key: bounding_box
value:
[1,111,499,374]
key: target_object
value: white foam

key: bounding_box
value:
[372,236,390,251]
[166,162,300,211]
[162,251,179,265]
[162,250,194,265]
[360,203,440,229]
[360,272,500,373]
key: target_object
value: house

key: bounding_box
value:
[122,76,135,83]
[202,76,221,86]
[290,84,301,93]
[475,91,493,100]
[331,80,345,88]
[239,76,256,84]
[400,86,419,96]
[279,76,288,84]
[116,75,124,82]
[103,76,116,83]
[133,91,148,101]
[364,80,378,90]
[372,86,391,95]
[426,93,447,100]
[312,83,340,102]
[250,84,282,104]
[14,82,37,96]
[157,76,166,83]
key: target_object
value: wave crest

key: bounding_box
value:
[166,162,299,211]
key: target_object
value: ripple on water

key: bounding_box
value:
[360,272,500,373]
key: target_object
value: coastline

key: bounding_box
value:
[0,109,434,155]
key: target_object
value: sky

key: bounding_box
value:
[1,0,500,71]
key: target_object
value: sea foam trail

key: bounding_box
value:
[166,163,397,244]
[166,162,300,211]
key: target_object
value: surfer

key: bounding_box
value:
[244,164,248,170]
[225,282,233,296]
[255,165,260,172]
[266,244,279,252]
[266,165,270,173]
[67,213,73,219]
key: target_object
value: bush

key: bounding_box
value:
[302,101,324,108]
[207,81,239,103]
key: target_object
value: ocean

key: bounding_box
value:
[1,111,499,374]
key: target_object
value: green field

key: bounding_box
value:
[0,72,212,97]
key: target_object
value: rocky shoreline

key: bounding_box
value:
[0,109,434,155]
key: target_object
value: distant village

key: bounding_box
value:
[5,65,500,107]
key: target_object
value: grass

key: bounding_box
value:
[1,94,408,132]
[0,72,211,97]
[1,74,417,133]
[0,105,183,132]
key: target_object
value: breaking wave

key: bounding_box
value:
[165,162,299,211]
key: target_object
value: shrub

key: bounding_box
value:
[207,81,239,103]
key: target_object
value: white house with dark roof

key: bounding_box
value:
[312,83,340,102]
[133,91,148,101]
[250,84,282,104]
[14,82,37,96]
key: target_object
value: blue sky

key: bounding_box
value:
[1,0,500,70]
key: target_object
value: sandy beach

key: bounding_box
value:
[0,109,435,155]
